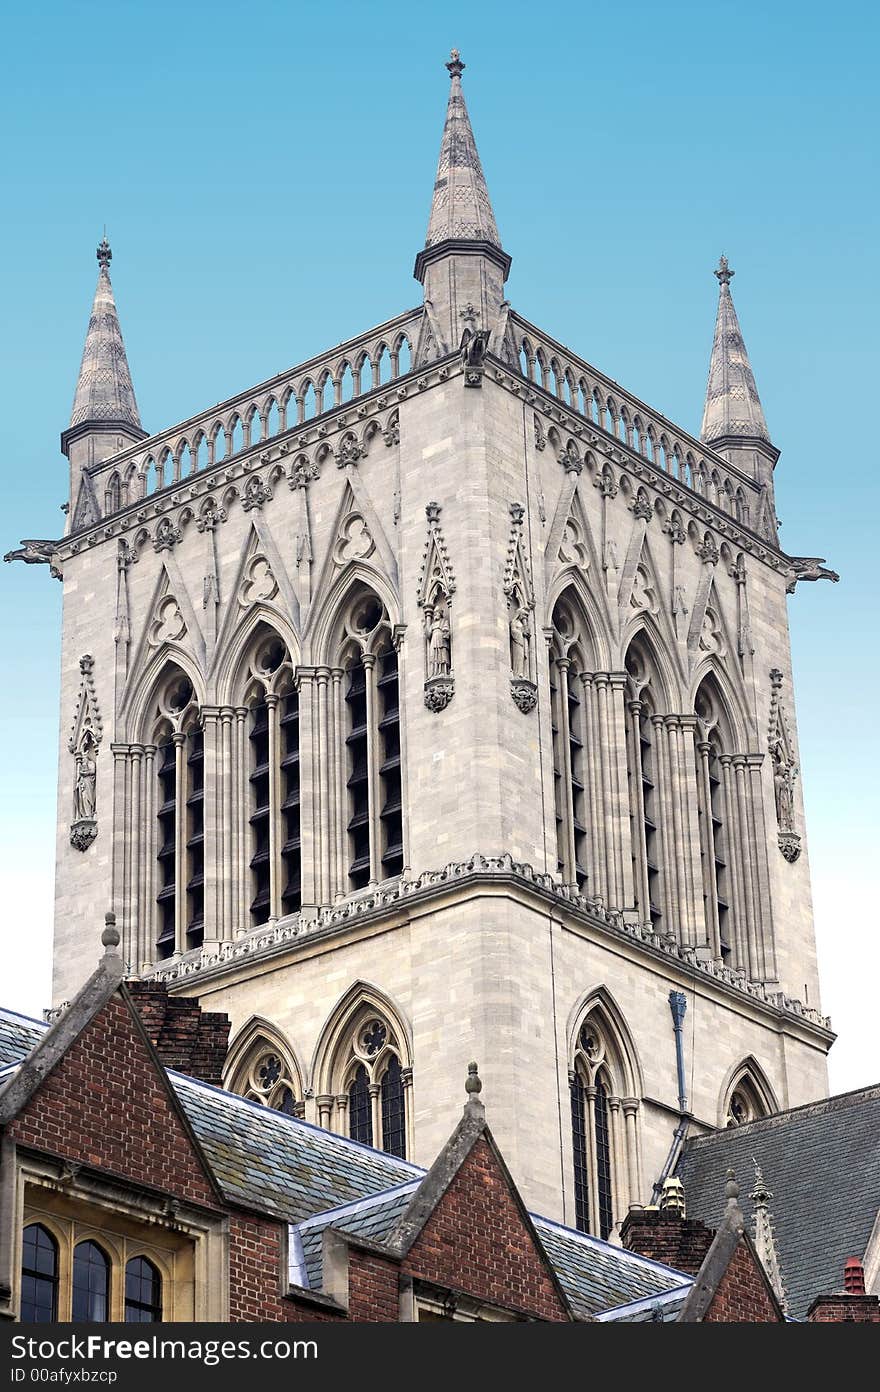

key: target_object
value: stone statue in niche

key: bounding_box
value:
[427,603,451,678]
[73,731,97,822]
[509,607,531,680]
[771,739,796,832]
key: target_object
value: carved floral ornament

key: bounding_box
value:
[68,655,103,852]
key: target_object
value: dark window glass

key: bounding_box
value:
[185,727,204,950]
[377,648,403,879]
[348,1063,372,1145]
[280,691,302,916]
[249,698,271,924]
[21,1224,58,1323]
[345,660,371,889]
[156,739,177,958]
[124,1257,162,1323]
[72,1241,109,1323]
[569,1078,589,1233]
[380,1055,406,1158]
[594,1082,614,1240]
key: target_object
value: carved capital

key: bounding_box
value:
[424,676,454,713]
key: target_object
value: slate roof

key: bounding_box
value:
[173,1073,422,1224]
[531,1216,690,1320]
[0,1009,47,1068]
[677,1084,880,1320]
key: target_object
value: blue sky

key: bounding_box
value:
[1,0,877,1089]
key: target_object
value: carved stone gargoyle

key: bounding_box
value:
[460,327,491,387]
[784,556,840,594]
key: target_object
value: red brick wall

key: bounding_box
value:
[399,1136,568,1321]
[10,997,218,1210]
[348,1250,401,1323]
[228,1214,344,1322]
[127,982,230,1086]
[703,1242,782,1322]
[620,1212,714,1274]
[808,1294,880,1322]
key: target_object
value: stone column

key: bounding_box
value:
[402,1066,414,1161]
[622,1098,641,1204]
[332,669,347,900]
[608,1095,626,1221]
[595,675,615,900]
[652,714,676,933]
[128,745,143,970]
[581,675,602,896]
[556,659,577,888]
[393,627,410,876]
[336,1093,350,1138]
[316,1095,333,1130]
[234,707,250,932]
[121,748,134,967]
[140,744,156,971]
[265,694,281,920]
[584,1083,598,1234]
[369,1082,381,1148]
[316,668,331,905]
[110,744,128,928]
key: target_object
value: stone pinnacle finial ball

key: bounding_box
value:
[102,911,120,950]
[465,1061,482,1096]
[725,1169,740,1203]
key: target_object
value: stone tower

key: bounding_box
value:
[8,53,838,1234]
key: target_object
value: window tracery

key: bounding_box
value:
[317,1001,411,1158]
[548,597,594,891]
[569,1004,641,1240]
[225,1026,303,1118]
[624,637,665,931]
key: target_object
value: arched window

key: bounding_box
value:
[150,669,203,959]
[548,597,595,890]
[723,1065,776,1128]
[240,630,301,926]
[694,678,735,964]
[316,994,411,1158]
[20,1224,58,1322]
[124,1257,162,1323]
[624,637,665,931]
[569,1007,640,1239]
[225,1024,303,1116]
[338,590,403,890]
[72,1241,110,1322]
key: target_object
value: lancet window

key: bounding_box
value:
[225,1026,303,1117]
[624,638,665,931]
[151,669,203,959]
[548,598,594,891]
[569,1005,641,1240]
[241,632,301,926]
[338,591,403,890]
[694,678,734,964]
[317,1001,412,1158]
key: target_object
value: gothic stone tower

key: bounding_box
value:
[10,52,838,1234]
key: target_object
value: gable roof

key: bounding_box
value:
[0,1009,45,1069]
[677,1084,880,1320]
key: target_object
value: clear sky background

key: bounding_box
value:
[1,0,877,1091]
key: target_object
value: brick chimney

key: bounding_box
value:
[807,1260,880,1322]
[620,1207,716,1275]
[127,980,230,1087]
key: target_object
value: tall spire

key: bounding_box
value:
[700,256,771,449]
[414,53,511,359]
[62,238,145,460]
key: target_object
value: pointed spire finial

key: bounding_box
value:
[97,236,112,271]
[700,256,771,448]
[750,1157,788,1311]
[464,1060,485,1115]
[447,48,465,79]
[715,254,734,287]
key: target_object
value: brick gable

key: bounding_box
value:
[399,1135,568,1320]
[703,1240,783,1322]
[8,994,218,1210]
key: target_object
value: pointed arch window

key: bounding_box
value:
[548,597,594,890]
[72,1241,110,1323]
[318,1002,411,1158]
[724,1067,775,1128]
[624,639,665,931]
[151,671,203,959]
[339,591,404,890]
[240,631,301,927]
[569,1008,641,1239]
[225,1029,303,1117]
[21,1223,58,1322]
[124,1257,162,1323]
[695,679,736,965]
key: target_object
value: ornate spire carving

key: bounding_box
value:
[62,238,146,457]
[750,1161,787,1312]
[414,54,511,360]
[700,257,771,448]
